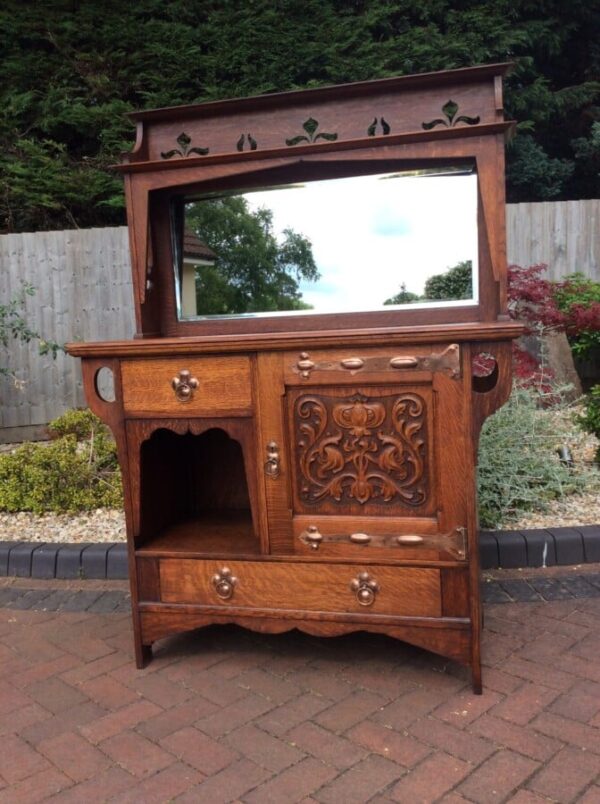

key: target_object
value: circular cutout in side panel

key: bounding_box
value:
[95,366,116,402]
[472,352,498,393]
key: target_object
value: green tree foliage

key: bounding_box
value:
[384,283,422,305]
[1,1,598,232]
[186,196,319,314]
[423,260,473,301]
[385,261,473,305]
[0,282,61,384]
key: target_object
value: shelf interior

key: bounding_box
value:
[138,426,260,556]
[137,510,259,556]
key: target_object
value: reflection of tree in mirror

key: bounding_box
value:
[185,196,319,315]
[424,260,472,301]
[384,261,473,305]
[384,283,421,305]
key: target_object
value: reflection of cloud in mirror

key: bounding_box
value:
[245,171,478,313]
[372,205,412,237]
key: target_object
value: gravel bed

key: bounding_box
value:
[0,509,126,543]
[510,491,600,530]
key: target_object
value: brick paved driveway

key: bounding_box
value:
[0,579,599,802]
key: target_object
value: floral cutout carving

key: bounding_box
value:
[236,133,258,152]
[160,132,209,159]
[286,117,338,146]
[296,391,428,507]
[422,100,480,130]
[367,117,391,136]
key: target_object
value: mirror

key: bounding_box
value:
[173,167,478,320]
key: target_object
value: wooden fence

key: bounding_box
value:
[0,227,134,439]
[507,200,600,281]
[1,199,598,438]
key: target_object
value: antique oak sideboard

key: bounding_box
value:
[67,64,521,692]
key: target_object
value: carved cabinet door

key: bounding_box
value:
[257,349,473,561]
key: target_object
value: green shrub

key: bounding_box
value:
[0,409,122,513]
[578,385,600,465]
[477,386,596,528]
[47,408,102,441]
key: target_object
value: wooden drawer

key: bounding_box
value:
[121,356,253,415]
[283,344,461,385]
[159,559,442,617]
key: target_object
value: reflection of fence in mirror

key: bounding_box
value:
[176,169,478,320]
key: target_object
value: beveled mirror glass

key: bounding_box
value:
[173,167,478,320]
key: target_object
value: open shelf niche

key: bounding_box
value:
[137,426,260,556]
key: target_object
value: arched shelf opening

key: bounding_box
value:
[138,426,259,556]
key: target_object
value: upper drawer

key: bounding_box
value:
[283,344,461,385]
[121,356,253,416]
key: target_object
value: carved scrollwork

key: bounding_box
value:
[296,391,428,508]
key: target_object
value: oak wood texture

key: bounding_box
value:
[138,609,471,663]
[66,65,522,692]
[66,320,523,358]
[158,559,442,617]
[121,355,252,415]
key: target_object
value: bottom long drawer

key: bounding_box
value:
[158,559,442,618]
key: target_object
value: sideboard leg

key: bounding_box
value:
[471,655,482,694]
[135,642,152,669]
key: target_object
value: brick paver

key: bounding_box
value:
[0,577,599,801]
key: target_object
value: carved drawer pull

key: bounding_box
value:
[340,358,364,370]
[297,352,315,379]
[265,441,280,479]
[350,532,371,544]
[396,534,424,545]
[350,571,379,606]
[389,356,418,369]
[300,525,323,549]
[171,369,199,402]
[212,567,237,600]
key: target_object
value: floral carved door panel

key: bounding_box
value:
[287,385,436,518]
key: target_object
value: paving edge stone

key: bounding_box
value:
[0,542,128,580]
[480,525,600,569]
[0,528,598,577]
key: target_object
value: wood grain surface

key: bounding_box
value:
[121,356,252,415]
[159,558,442,617]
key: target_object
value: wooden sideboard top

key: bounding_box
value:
[67,319,523,358]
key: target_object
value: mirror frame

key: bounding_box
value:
[116,64,514,339]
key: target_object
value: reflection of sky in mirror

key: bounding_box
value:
[245,172,478,312]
